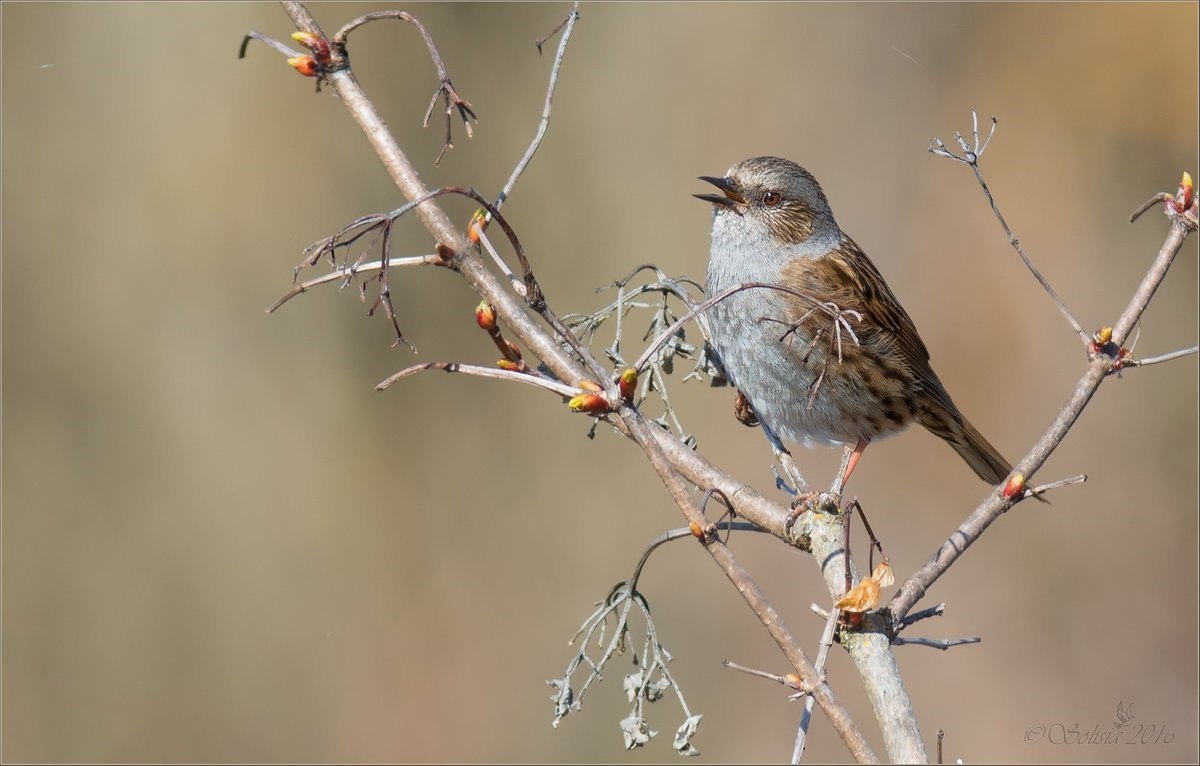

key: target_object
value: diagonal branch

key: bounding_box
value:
[274,5,882,754]
[888,216,1195,622]
[493,2,580,214]
[375,361,581,398]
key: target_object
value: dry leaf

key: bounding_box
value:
[834,558,893,612]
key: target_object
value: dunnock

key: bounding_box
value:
[696,156,1013,492]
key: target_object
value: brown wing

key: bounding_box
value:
[779,237,958,415]
[779,238,1019,487]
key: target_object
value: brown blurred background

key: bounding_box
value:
[3,3,1196,763]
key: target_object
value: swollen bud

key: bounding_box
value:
[1179,172,1195,213]
[568,393,610,414]
[618,368,638,400]
[496,359,522,372]
[286,55,319,77]
[1003,472,1026,499]
[290,31,332,65]
[475,301,497,331]
[467,208,488,244]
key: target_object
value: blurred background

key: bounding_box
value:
[3,3,1196,763]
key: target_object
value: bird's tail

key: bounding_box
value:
[919,405,1045,501]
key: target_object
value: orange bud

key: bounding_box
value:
[1180,172,1195,213]
[496,359,522,372]
[286,55,319,77]
[568,393,609,414]
[475,301,497,331]
[578,379,603,393]
[290,31,331,64]
[467,208,488,244]
[784,673,804,690]
[1093,327,1113,346]
[618,368,638,400]
[1003,472,1026,499]
[688,521,705,539]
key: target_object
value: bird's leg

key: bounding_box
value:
[830,438,870,498]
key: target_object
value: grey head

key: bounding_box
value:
[695,156,842,274]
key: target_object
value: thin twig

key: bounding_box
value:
[334,10,476,164]
[627,522,764,597]
[1022,473,1086,500]
[898,603,945,629]
[892,636,981,651]
[494,3,579,214]
[792,604,840,763]
[475,228,527,297]
[760,419,809,495]
[722,660,798,687]
[375,361,580,397]
[1129,193,1174,223]
[464,4,577,302]
[931,111,1089,345]
[1124,345,1198,368]
[266,255,438,313]
[239,30,304,60]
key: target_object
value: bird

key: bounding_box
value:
[695,155,1015,494]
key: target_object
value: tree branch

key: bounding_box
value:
[262,6,1194,763]
[888,216,1195,622]
[273,3,883,759]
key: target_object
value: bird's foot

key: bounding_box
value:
[785,491,820,535]
[733,390,759,428]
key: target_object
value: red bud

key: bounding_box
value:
[290,31,332,65]
[618,368,638,400]
[286,55,319,77]
[1179,172,1195,213]
[475,301,497,331]
[568,393,609,414]
[1003,472,1026,499]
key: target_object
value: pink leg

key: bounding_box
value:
[833,438,870,495]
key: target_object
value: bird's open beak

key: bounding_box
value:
[693,176,746,210]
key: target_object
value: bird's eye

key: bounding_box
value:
[762,191,782,207]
